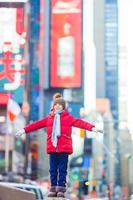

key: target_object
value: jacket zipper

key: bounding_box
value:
[56,146,58,152]
[64,135,71,139]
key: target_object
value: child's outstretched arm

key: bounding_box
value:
[71,116,104,133]
[71,116,95,131]
[15,117,48,137]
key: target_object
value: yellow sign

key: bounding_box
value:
[80,129,85,138]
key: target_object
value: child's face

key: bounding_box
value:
[54,103,63,112]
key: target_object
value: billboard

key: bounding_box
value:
[0,5,27,103]
[50,0,82,88]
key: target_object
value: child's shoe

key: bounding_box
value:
[47,186,57,197]
[57,186,66,198]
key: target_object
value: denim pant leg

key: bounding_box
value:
[58,153,69,187]
[49,153,58,186]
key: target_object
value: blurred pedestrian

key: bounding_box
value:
[16,93,103,198]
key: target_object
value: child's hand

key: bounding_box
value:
[92,127,104,134]
[15,129,25,137]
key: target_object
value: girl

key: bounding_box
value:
[16,93,102,198]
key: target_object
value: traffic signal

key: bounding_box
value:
[70,167,80,181]
[30,141,38,180]
[84,138,92,156]
[15,138,23,153]
[30,141,38,160]
[83,180,89,195]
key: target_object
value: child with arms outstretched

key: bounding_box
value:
[16,93,103,198]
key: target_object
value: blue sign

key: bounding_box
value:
[82,156,91,168]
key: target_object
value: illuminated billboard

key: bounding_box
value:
[50,0,82,88]
[0,5,27,103]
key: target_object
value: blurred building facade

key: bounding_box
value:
[0,0,29,176]
[94,0,133,196]
[94,0,119,186]
[0,1,132,198]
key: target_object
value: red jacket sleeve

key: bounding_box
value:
[71,117,95,131]
[24,117,48,133]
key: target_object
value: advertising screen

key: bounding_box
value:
[50,0,82,88]
[0,6,27,103]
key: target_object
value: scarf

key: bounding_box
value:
[51,110,63,147]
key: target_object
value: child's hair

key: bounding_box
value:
[53,93,66,109]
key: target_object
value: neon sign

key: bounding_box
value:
[0,52,25,90]
[0,5,27,102]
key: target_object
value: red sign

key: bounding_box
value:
[0,5,27,103]
[0,93,9,105]
[50,0,82,88]
[0,51,25,88]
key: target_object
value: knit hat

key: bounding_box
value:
[53,93,66,109]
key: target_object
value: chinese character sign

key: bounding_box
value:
[0,52,25,91]
[0,6,27,103]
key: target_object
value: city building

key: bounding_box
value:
[94,0,133,196]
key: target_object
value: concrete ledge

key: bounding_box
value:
[0,184,36,200]
[46,198,68,200]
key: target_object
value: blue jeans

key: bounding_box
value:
[49,153,69,187]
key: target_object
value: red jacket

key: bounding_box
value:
[24,110,95,154]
